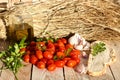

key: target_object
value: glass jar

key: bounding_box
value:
[8,13,34,42]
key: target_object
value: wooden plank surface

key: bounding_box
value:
[64,66,114,80]
[106,41,120,80]
[16,63,32,80]
[32,65,64,80]
[89,68,114,80]
[0,61,32,80]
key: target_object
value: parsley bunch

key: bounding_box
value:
[91,42,106,56]
[0,37,27,80]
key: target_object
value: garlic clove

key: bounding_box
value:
[68,33,81,45]
[82,51,88,58]
[83,42,90,50]
[74,63,86,74]
[74,45,83,50]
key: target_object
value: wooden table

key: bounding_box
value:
[0,40,119,80]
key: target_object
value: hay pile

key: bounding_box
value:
[0,0,120,41]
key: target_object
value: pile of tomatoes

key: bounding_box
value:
[22,37,81,71]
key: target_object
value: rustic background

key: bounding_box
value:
[0,0,120,41]
[0,0,120,80]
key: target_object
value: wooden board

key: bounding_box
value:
[106,41,120,80]
[64,66,90,80]
[32,65,64,80]
[64,64,114,80]
[0,61,32,80]
[89,68,114,80]
[16,63,32,80]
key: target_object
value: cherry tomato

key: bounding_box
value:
[40,58,47,64]
[62,57,71,64]
[30,41,36,46]
[36,50,43,59]
[47,59,54,66]
[30,55,38,64]
[43,51,53,59]
[46,49,55,54]
[54,43,58,48]
[61,38,67,44]
[70,50,81,58]
[26,50,31,54]
[38,41,45,46]
[55,60,65,67]
[47,42,55,51]
[73,57,80,64]
[56,52,65,59]
[23,54,30,63]
[58,41,65,47]
[57,39,62,43]
[20,48,26,53]
[36,61,45,69]
[47,64,56,71]
[66,60,77,67]
[59,47,65,52]
[65,44,73,49]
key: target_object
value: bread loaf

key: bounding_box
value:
[87,41,116,76]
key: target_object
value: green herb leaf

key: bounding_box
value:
[65,48,72,56]
[91,42,106,56]
[19,36,27,49]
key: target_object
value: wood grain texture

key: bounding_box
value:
[64,66,114,80]
[32,65,64,80]
[106,41,120,80]
[64,66,91,80]
[16,63,32,80]
[0,61,32,80]
[89,68,114,80]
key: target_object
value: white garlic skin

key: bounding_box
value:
[74,63,86,74]
[68,33,82,45]
[68,33,90,51]
[74,45,83,50]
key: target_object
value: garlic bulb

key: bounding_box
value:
[74,45,83,50]
[68,33,90,51]
[68,33,81,45]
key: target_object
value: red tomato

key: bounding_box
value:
[36,61,45,69]
[40,58,47,64]
[30,55,38,64]
[47,64,56,71]
[43,51,53,59]
[61,38,67,44]
[47,60,54,66]
[30,41,36,46]
[38,41,45,46]
[70,50,81,58]
[56,52,65,59]
[23,54,30,63]
[66,60,77,67]
[55,60,65,67]
[26,50,31,54]
[20,48,26,53]
[36,50,43,59]
[62,57,71,64]
[73,57,80,64]
[57,39,62,43]
[46,49,55,54]
[59,47,65,52]
[47,42,55,51]
[58,41,65,47]
[65,44,73,49]
[54,43,58,47]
